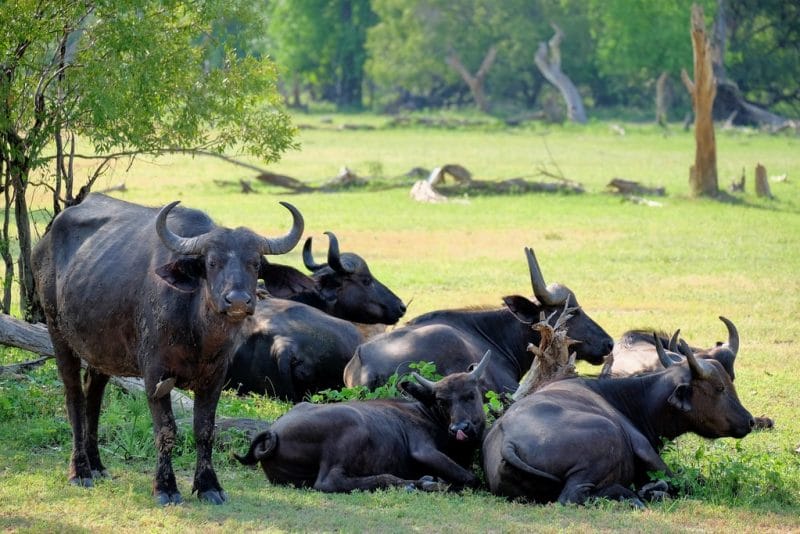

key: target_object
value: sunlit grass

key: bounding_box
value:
[2,115,799,531]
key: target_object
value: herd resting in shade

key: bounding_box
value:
[30,194,765,507]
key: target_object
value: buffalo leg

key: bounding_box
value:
[146,390,182,505]
[313,465,414,492]
[558,480,644,508]
[51,335,93,487]
[191,383,226,504]
[409,445,478,488]
[83,367,110,478]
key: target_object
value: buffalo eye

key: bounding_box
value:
[361,275,373,286]
[715,385,725,393]
[462,392,475,402]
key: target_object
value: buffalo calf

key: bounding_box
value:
[236,351,492,492]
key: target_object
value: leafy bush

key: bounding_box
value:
[309,361,442,403]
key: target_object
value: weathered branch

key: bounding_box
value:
[445,46,498,113]
[534,24,587,123]
[512,304,578,401]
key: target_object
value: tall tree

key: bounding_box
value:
[266,0,376,109]
[0,0,295,320]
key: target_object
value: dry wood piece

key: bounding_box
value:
[427,164,473,186]
[410,180,449,203]
[512,304,578,401]
[729,168,745,192]
[682,4,719,197]
[320,167,368,190]
[254,171,314,192]
[607,178,665,197]
[755,163,773,198]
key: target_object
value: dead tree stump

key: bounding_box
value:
[755,163,773,198]
[682,3,719,197]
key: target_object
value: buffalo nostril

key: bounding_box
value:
[449,422,468,433]
[225,291,252,306]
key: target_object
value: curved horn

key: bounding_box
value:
[412,372,437,392]
[156,201,206,255]
[679,338,712,380]
[719,316,739,357]
[654,333,681,368]
[325,231,353,273]
[258,202,304,256]
[668,329,681,352]
[469,350,492,378]
[525,247,570,306]
[302,237,325,271]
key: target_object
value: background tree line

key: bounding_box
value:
[255,0,798,121]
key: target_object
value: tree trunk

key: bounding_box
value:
[534,23,587,124]
[445,46,498,113]
[655,71,672,126]
[682,4,718,197]
[1,159,12,314]
[754,163,772,198]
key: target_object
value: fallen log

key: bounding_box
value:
[607,178,666,197]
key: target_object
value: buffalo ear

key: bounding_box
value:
[155,258,205,292]
[668,383,693,413]
[503,295,540,324]
[259,259,316,298]
[399,379,435,405]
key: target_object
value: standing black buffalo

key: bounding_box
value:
[343,247,614,394]
[482,336,754,505]
[235,351,492,492]
[603,316,739,379]
[31,193,303,505]
[225,231,406,399]
[261,231,406,324]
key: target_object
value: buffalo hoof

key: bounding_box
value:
[91,469,112,480]
[155,491,184,506]
[69,476,94,488]
[199,489,227,505]
[416,476,450,492]
[638,480,670,502]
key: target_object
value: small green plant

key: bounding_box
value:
[309,361,442,403]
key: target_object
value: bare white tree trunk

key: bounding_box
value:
[534,23,587,124]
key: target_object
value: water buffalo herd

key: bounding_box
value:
[32,194,757,507]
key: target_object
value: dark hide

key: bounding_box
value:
[235,353,491,492]
[605,317,738,380]
[225,298,363,401]
[31,193,303,505]
[344,294,612,396]
[259,232,406,325]
[483,356,754,505]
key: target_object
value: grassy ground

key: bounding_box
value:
[2,115,799,532]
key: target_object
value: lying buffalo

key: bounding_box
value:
[225,298,363,400]
[344,247,613,394]
[261,231,406,325]
[32,193,303,505]
[604,316,739,379]
[235,351,492,492]
[226,231,406,399]
[482,336,754,505]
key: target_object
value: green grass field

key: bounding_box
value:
[2,116,799,532]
